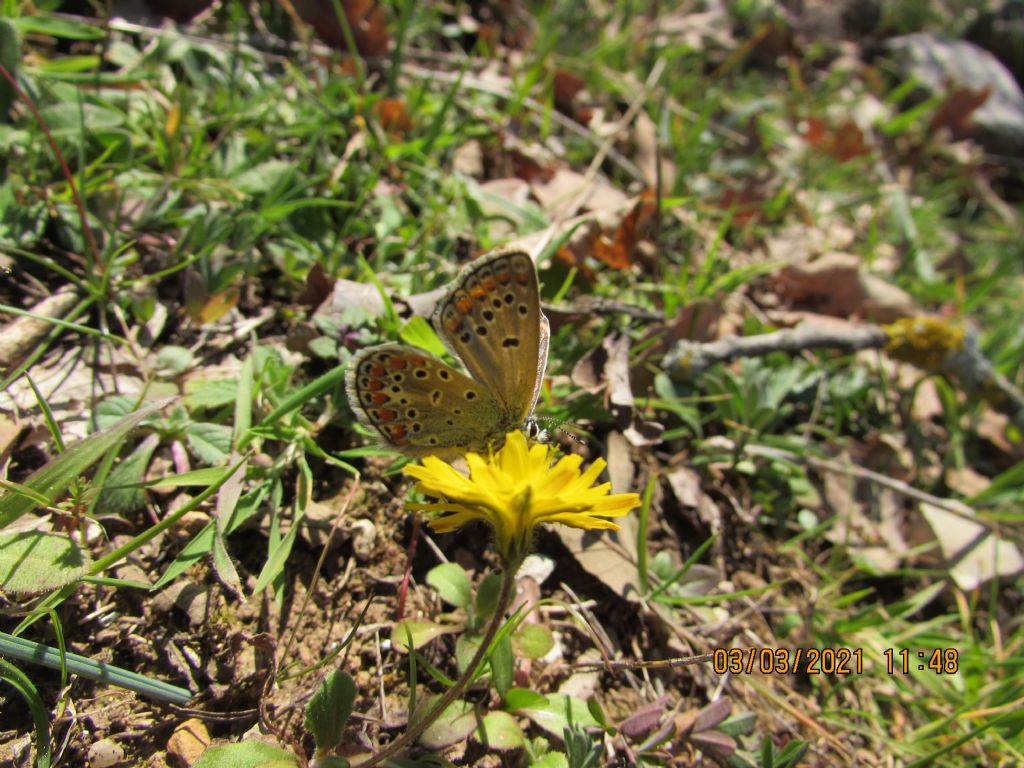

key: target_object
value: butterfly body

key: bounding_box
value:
[345,248,550,458]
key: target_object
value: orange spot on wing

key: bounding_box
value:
[386,355,407,369]
[456,296,474,313]
[378,409,397,421]
[368,379,384,391]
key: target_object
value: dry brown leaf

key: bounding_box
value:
[452,139,484,177]
[0,289,78,373]
[374,97,414,135]
[633,111,677,192]
[592,190,657,270]
[296,263,334,307]
[0,411,22,464]
[570,334,664,447]
[930,85,992,140]
[314,278,389,323]
[552,70,590,124]
[775,252,916,322]
[288,0,390,57]
[918,502,1023,590]
[944,466,991,498]
[802,117,872,161]
[714,182,768,226]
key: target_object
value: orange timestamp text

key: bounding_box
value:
[712,647,864,675]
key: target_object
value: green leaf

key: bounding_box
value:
[0,658,52,768]
[0,531,92,594]
[418,698,476,750]
[0,398,171,528]
[98,434,159,515]
[0,19,19,123]
[157,345,196,376]
[192,740,298,768]
[514,623,555,660]
[391,620,454,652]
[10,14,106,40]
[304,670,357,754]
[510,692,599,739]
[489,633,514,698]
[185,422,233,464]
[475,572,503,618]
[233,159,295,195]
[92,396,140,430]
[399,316,446,357]
[473,710,525,751]
[503,687,547,710]
[39,102,125,136]
[531,754,569,768]
[308,336,338,359]
[426,562,471,609]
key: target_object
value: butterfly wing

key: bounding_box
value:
[432,248,549,427]
[345,344,506,458]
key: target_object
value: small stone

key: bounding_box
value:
[87,737,125,768]
[166,718,210,767]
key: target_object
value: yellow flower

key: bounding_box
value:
[403,431,640,566]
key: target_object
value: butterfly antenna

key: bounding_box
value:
[533,417,587,448]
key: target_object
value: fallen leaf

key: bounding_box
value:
[802,117,871,161]
[775,252,916,322]
[592,190,657,269]
[634,110,677,192]
[374,97,414,134]
[929,85,991,140]
[289,0,391,57]
[918,502,1024,590]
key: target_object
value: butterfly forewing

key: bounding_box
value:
[344,344,509,457]
[432,249,549,424]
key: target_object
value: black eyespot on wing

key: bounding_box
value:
[476,325,487,336]
[415,369,428,378]
[502,337,519,348]
[465,391,477,400]
[439,370,451,380]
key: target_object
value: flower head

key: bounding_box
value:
[403,431,640,567]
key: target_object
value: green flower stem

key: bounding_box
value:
[0,631,192,704]
[356,566,517,767]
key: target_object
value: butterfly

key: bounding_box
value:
[345,248,551,458]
